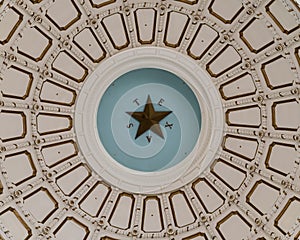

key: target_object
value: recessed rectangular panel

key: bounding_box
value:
[266,0,299,34]
[182,232,208,240]
[56,164,91,196]
[3,151,36,186]
[240,18,274,53]
[109,193,135,230]
[217,212,251,240]
[169,191,196,227]
[73,28,106,63]
[212,159,247,190]
[223,135,258,161]
[89,0,116,8]
[134,8,157,44]
[272,99,299,131]
[0,110,26,142]
[37,113,72,135]
[40,80,77,106]
[0,7,23,45]
[176,0,198,5]
[17,26,52,62]
[142,197,163,232]
[164,11,190,48]
[209,0,243,24]
[100,237,119,240]
[46,0,81,31]
[226,105,261,128]
[219,73,256,100]
[246,180,280,215]
[41,140,78,167]
[206,45,242,77]
[101,13,129,50]
[23,187,58,223]
[2,65,33,100]
[0,208,31,240]
[265,142,297,176]
[261,55,295,90]
[275,197,300,234]
[54,217,89,239]
[187,24,218,60]
[192,179,224,213]
[52,51,88,82]
[79,182,111,217]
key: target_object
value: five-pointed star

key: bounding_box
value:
[126,95,172,139]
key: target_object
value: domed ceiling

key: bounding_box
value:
[0,0,299,239]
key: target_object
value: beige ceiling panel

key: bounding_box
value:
[261,55,295,90]
[1,65,33,100]
[216,211,251,240]
[0,208,32,240]
[56,164,91,196]
[223,135,258,161]
[208,0,243,24]
[219,73,256,100]
[192,178,224,213]
[36,113,72,135]
[46,0,81,31]
[89,0,116,8]
[39,80,77,106]
[169,191,196,227]
[54,217,89,240]
[142,196,164,232]
[101,13,129,50]
[41,140,78,168]
[206,45,242,77]
[182,232,208,239]
[187,24,219,60]
[212,159,246,190]
[240,18,275,53]
[52,51,88,82]
[79,182,111,217]
[164,11,190,48]
[271,99,299,131]
[0,110,26,142]
[175,0,198,5]
[226,105,261,128]
[109,193,135,230]
[266,0,299,34]
[100,236,119,240]
[275,197,300,234]
[73,28,106,63]
[0,7,23,45]
[134,8,157,44]
[3,151,36,186]
[246,180,280,215]
[23,187,58,223]
[265,142,297,176]
[17,26,52,62]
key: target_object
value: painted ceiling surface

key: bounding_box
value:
[0,0,299,239]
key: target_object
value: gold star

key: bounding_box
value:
[127,95,172,139]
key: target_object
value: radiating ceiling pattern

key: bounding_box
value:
[0,0,299,239]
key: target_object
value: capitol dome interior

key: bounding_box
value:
[0,0,299,239]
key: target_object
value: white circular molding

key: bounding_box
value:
[0,0,299,239]
[75,47,224,193]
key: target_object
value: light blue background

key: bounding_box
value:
[97,68,201,172]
